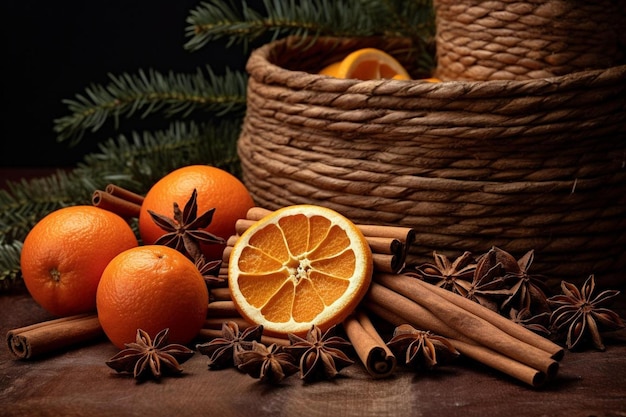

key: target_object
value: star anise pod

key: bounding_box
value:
[196,321,263,369]
[408,251,477,296]
[386,324,459,370]
[148,188,226,261]
[508,307,551,336]
[106,328,194,380]
[455,248,510,312]
[236,341,299,384]
[548,275,625,351]
[285,324,354,382]
[195,255,224,287]
[493,247,551,314]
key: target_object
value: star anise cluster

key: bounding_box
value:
[148,188,225,285]
[407,248,626,352]
[196,321,354,384]
[386,324,459,371]
[407,247,551,333]
[106,328,195,380]
[196,321,355,384]
[196,321,263,369]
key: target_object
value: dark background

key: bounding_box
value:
[1,1,246,169]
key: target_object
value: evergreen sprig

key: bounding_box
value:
[1,0,436,292]
[0,239,24,291]
[53,66,248,145]
[184,0,381,52]
[184,0,436,76]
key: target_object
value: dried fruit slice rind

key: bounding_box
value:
[319,47,411,80]
[228,205,373,336]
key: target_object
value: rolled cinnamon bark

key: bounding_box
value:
[92,190,142,219]
[372,273,559,380]
[364,295,548,388]
[411,276,564,360]
[343,310,396,379]
[6,314,104,360]
[105,184,145,205]
[207,300,240,318]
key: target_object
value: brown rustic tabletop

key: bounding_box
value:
[2,286,626,417]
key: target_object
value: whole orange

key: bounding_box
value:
[96,245,209,349]
[20,205,139,317]
[138,165,255,261]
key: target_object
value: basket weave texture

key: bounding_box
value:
[237,36,626,288]
[434,0,626,81]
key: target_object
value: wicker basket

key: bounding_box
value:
[434,0,626,81]
[237,35,626,289]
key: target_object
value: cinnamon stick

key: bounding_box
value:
[411,277,564,360]
[374,273,558,379]
[364,301,548,387]
[207,300,239,318]
[105,184,145,205]
[210,287,232,302]
[92,190,142,219]
[343,310,396,379]
[6,314,104,360]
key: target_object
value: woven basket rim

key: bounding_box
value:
[246,35,626,99]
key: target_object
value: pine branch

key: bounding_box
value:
[53,66,248,145]
[0,170,96,244]
[74,118,243,190]
[0,238,23,291]
[185,0,385,52]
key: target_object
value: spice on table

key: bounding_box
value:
[452,248,509,312]
[285,324,354,382]
[236,341,299,384]
[548,274,625,351]
[386,324,459,370]
[365,273,563,387]
[147,188,225,261]
[343,310,396,379]
[409,250,477,295]
[91,184,145,220]
[6,313,104,359]
[196,321,263,369]
[496,248,551,314]
[106,328,194,380]
[508,307,551,336]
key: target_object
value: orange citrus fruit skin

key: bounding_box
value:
[20,205,139,317]
[96,245,209,349]
[228,204,373,337]
[138,165,255,261]
[319,47,411,80]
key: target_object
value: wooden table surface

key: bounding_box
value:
[2,286,626,417]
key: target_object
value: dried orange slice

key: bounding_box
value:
[228,205,373,337]
[319,47,411,80]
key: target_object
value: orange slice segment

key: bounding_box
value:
[228,204,373,336]
[319,47,411,80]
